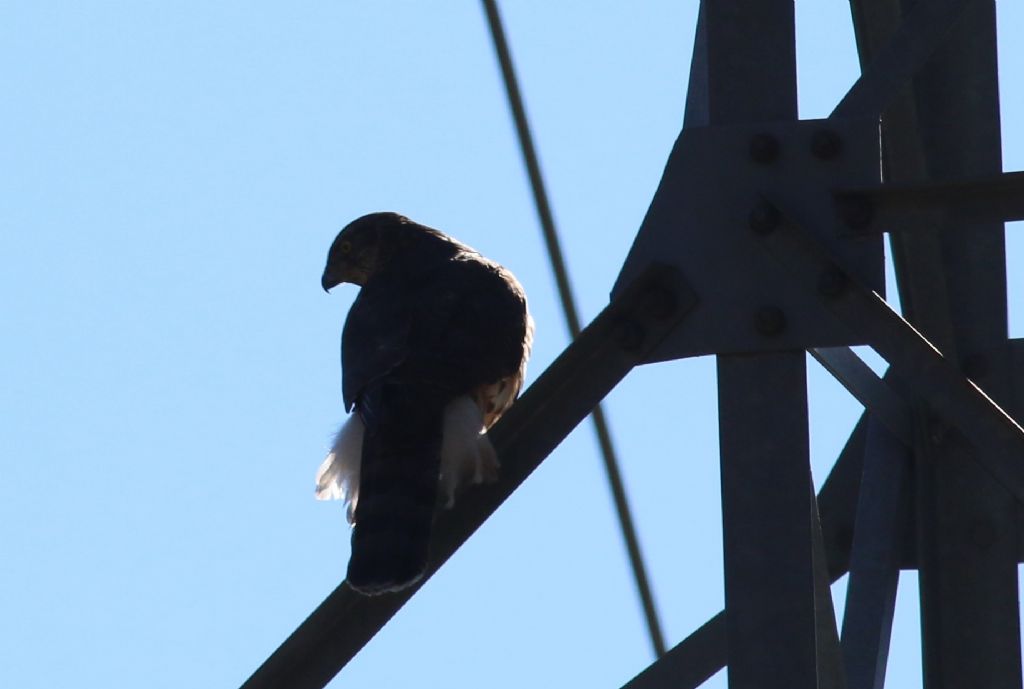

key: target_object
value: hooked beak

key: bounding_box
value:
[321,269,342,293]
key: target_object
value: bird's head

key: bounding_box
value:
[321,212,408,291]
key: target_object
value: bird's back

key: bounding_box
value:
[334,231,531,594]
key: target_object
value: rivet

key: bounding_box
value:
[749,201,781,235]
[927,417,946,445]
[754,306,787,337]
[811,129,842,160]
[749,133,780,164]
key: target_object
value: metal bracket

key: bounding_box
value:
[754,203,1024,503]
[613,118,883,361]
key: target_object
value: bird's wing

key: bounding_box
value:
[341,278,413,412]
[342,254,530,412]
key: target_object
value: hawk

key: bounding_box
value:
[316,212,533,595]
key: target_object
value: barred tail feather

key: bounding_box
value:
[346,381,445,595]
[319,391,502,595]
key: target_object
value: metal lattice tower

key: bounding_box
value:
[241,1,1024,687]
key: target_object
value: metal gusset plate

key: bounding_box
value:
[754,203,1024,502]
[612,118,884,361]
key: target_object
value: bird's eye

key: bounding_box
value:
[339,240,352,254]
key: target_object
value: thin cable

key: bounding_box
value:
[481,0,666,658]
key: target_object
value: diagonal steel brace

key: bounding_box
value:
[832,0,981,120]
[238,264,697,689]
[755,203,1024,502]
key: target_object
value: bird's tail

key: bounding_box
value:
[345,381,447,595]
[316,395,496,521]
[316,389,498,594]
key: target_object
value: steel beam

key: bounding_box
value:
[754,205,1024,498]
[238,266,695,689]
[810,347,912,444]
[840,418,910,689]
[622,360,1024,689]
[718,353,831,689]
[623,1,1021,684]
[759,198,1024,689]
[847,0,959,354]
[847,0,1021,686]
[835,171,1024,233]
[811,478,848,689]
[832,0,978,120]
[621,414,870,689]
[621,612,727,689]
[683,0,797,128]
[896,2,1022,685]
[683,1,844,687]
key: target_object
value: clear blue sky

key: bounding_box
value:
[2,3,1022,688]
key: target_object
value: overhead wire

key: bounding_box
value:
[480,0,667,659]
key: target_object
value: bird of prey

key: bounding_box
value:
[316,212,533,595]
